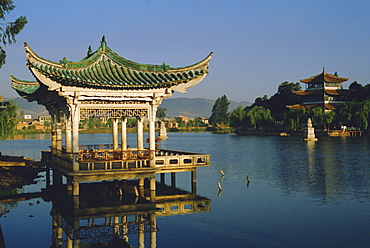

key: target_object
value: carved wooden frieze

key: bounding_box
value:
[80,108,148,119]
[79,100,146,105]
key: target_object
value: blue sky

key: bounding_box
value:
[1,0,369,102]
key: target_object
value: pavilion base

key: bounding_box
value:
[43,148,211,197]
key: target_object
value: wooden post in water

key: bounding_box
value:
[191,170,197,194]
[171,173,176,188]
[160,173,165,184]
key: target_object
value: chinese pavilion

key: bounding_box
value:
[287,69,349,113]
[11,37,212,196]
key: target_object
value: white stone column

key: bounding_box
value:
[121,118,127,150]
[50,109,57,154]
[149,104,157,151]
[71,106,80,153]
[65,113,72,153]
[71,105,80,172]
[112,118,119,150]
[137,117,144,150]
[56,111,63,152]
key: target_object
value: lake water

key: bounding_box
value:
[0,132,369,247]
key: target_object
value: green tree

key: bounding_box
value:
[277,81,302,94]
[194,117,207,127]
[0,1,27,68]
[283,107,324,130]
[252,81,302,121]
[43,119,51,131]
[246,106,274,129]
[229,106,247,129]
[335,101,354,127]
[353,99,370,130]
[127,118,137,128]
[86,117,102,129]
[186,119,193,127]
[156,108,166,120]
[309,107,323,126]
[209,95,230,128]
[178,120,185,127]
[323,110,336,130]
[0,101,20,139]
[283,109,303,130]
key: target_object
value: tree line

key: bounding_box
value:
[210,81,370,131]
[0,1,27,139]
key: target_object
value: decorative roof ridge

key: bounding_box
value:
[101,46,169,71]
[300,70,349,83]
[10,74,39,84]
[10,74,41,95]
[24,42,63,68]
[169,52,213,72]
[24,38,212,73]
[322,71,349,81]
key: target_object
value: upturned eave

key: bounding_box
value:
[23,38,212,91]
[300,71,349,84]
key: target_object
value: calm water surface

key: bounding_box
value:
[0,132,369,247]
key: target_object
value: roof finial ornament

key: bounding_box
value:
[161,62,170,71]
[101,35,106,50]
[323,67,325,72]
[59,57,68,66]
[87,45,92,56]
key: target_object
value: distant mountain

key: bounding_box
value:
[6,97,251,119]
[161,97,251,118]
[7,97,48,118]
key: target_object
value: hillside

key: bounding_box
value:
[8,97,48,117]
[6,97,251,119]
[161,97,251,118]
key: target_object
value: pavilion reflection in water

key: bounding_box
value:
[43,176,211,248]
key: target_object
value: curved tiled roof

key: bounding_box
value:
[10,74,40,94]
[292,89,348,96]
[287,103,337,110]
[292,90,316,96]
[300,71,348,84]
[24,37,212,90]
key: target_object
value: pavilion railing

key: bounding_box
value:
[154,149,211,167]
[77,149,154,162]
[49,146,211,171]
[50,147,155,163]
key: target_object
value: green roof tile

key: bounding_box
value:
[10,75,40,94]
[22,38,211,90]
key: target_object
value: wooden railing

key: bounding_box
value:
[49,146,211,172]
[78,149,154,162]
[154,149,210,167]
[50,147,154,163]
